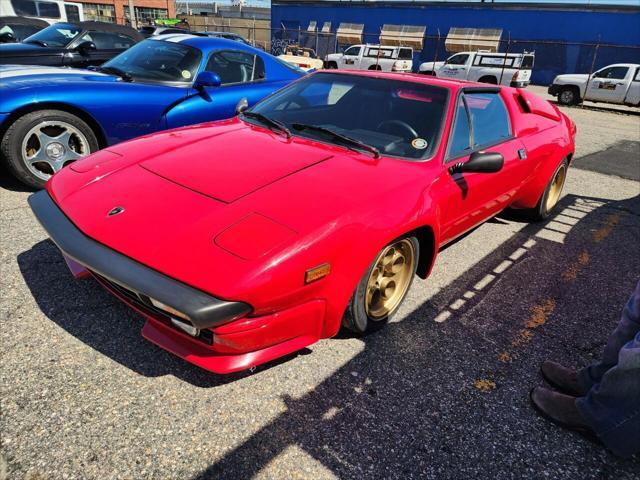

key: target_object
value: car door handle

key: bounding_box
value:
[517,148,527,160]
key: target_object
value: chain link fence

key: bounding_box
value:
[94,17,640,86]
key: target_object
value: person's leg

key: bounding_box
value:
[576,331,640,458]
[577,281,640,390]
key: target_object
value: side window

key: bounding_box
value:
[11,0,38,16]
[447,54,469,66]
[205,50,258,85]
[448,97,472,159]
[596,66,629,80]
[36,1,61,18]
[466,92,511,148]
[81,32,136,50]
[64,4,80,22]
[343,46,361,57]
[634,68,640,82]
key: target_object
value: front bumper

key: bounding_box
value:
[29,190,326,373]
[548,84,562,96]
[28,190,251,330]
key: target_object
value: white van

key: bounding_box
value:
[419,51,535,87]
[325,44,413,72]
[0,0,85,24]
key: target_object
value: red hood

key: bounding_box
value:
[138,125,332,203]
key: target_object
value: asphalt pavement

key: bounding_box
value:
[1,100,639,479]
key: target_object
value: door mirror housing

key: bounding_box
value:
[76,41,96,55]
[449,151,504,175]
[0,32,16,43]
[194,71,221,89]
[235,97,249,115]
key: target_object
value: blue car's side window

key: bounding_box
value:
[205,50,265,85]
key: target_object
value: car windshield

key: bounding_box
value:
[101,40,202,83]
[23,23,81,47]
[247,73,448,160]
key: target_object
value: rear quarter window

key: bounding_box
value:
[398,48,413,60]
[521,55,534,69]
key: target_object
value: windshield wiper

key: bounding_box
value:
[96,66,133,82]
[241,111,291,139]
[291,123,380,159]
[25,39,48,47]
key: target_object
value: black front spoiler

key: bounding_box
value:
[28,190,252,329]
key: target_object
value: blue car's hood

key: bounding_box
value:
[0,64,119,87]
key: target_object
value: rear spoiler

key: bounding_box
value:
[516,88,560,121]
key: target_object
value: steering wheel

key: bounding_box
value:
[377,120,419,139]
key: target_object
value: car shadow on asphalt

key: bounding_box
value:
[179,193,637,478]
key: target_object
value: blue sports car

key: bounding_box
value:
[0,34,304,188]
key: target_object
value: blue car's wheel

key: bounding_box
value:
[1,110,99,189]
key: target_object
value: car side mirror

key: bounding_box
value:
[76,41,96,55]
[194,71,221,89]
[235,97,249,115]
[0,32,16,43]
[449,151,504,175]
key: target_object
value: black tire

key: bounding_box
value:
[343,236,419,334]
[368,65,382,71]
[325,61,337,69]
[478,76,498,85]
[1,109,99,189]
[420,70,435,76]
[523,159,570,221]
[557,86,580,106]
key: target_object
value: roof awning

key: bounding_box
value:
[445,28,503,53]
[336,23,364,44]
[379,24,426,50]
[307,21,317,32]
[321,21,332,33]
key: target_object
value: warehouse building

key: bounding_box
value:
[271,0,640,84]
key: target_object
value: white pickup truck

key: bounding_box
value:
[418,51,534,87]
[548,63,640,107]
[324,44,413,72]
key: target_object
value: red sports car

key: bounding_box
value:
[29,71,576,374]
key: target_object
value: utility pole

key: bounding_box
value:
[128,0,136,28]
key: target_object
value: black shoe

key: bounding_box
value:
[540,360,589,397]
[530,387,600,443]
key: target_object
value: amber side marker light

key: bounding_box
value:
[305,263,331,284]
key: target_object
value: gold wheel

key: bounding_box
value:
[365,239,416,320]
[545,164,567,213]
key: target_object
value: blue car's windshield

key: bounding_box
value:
[102,40,202,84]
[248,73,448,160]
[23,23,82,47]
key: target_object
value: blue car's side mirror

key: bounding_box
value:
[194,71,221,89]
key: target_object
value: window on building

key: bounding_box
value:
[82,3,116,23]
[124,7,168,25]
